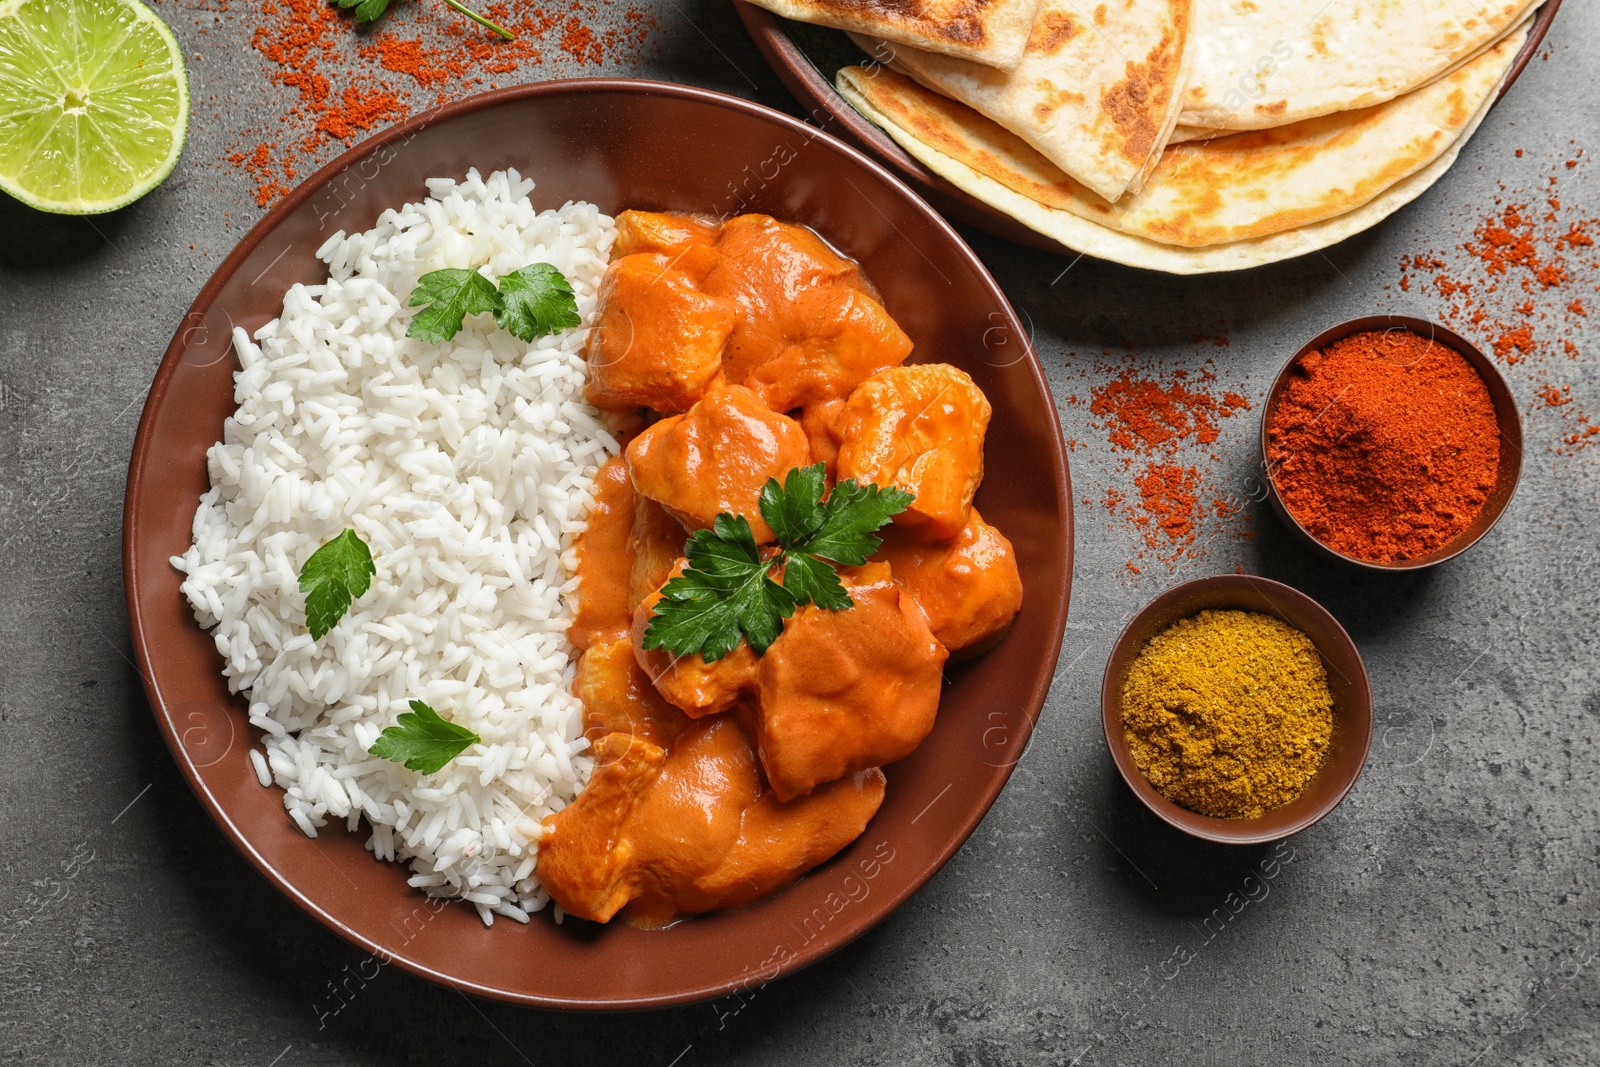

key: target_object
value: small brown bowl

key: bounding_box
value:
[1100,575,1373,845]
[1259,315,1524,572]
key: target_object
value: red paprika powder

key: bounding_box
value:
[1266,329,1500,563]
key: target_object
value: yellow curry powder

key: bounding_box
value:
[1120,609,1333,819]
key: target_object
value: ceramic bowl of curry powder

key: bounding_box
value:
[1101,575,1373,845]
[1260,315,1523,570]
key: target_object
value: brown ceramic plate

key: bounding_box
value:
[1100,575,1373,846]
[734,0,1565,257]
[123,79,1072,1010]
[1260,315,1524,571]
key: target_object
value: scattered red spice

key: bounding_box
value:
[1079,361,1253,569]
[1493,325,1536,363]
[1133,464,1203,547]
[1396,162,1598,457]
[560,17,603,63]
[213,0,660,206]
[1089,369,1247,451]
[227,142,292,207]
[1538,383,1573,407]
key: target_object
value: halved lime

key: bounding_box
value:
[0,0,188,214]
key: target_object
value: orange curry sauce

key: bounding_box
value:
[536,211,1024,927]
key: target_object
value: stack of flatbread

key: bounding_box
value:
[740,0,1545,272]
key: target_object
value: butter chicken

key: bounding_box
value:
[536,211,1024,926]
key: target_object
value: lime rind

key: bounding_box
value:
[0,0,189,214]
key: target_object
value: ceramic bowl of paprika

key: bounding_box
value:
[1259,315,1524,572]
[1101,574,1374,846]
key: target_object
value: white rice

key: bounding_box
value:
[171,168,619,924]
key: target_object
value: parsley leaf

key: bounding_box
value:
[795,477,917,567]
[759,464,828,546]
[368,700,480,774]
[778,551,852,611]
[644,464,913,661]
[406,267,499,343]
[642,515,795,661]
[298,529,376,640]
[494,263,582,341]
[334,0,390,24]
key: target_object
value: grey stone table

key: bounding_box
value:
[2,0,1596,1062]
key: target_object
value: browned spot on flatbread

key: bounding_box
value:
[1030,78,1087,124]
[1098,12,1185,165]
[813,0,1002,46]
[1026,10,1079,54]
[1255,100,1288,117]
[1093,3,1106,25]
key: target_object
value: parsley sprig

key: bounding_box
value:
[298,529,376,640]
[642,464,913,662]
[406,263,579,344]
[368,700,481,774]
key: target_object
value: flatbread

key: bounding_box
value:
[834,20,1524,273]
[1179,0,1539,130]
[1167,123,1222,143]
[836,27,1522,249]
[742,0,1045,69]
[848,0,1194,203]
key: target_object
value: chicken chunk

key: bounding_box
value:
[625,385,811,543]
[631,560,760,717]
[875,508,1023,656]
[534,733,665,923]
[736,286,913,413]
[574,638,692,748]
[756,563,948,800]
[797,398,847,480]
[583,253,735,414]
[836,364,991,540]
[700,216,912,411]
[538,716,885,927]
[627,496,687,614]
[609,717,756,925]
[710,213,869,300]
[568,455,636,651]
[613,209,722,257]
[675,764,885,922]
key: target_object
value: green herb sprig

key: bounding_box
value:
[406,262,579,344]
[298,528,376,640]
[642,464,913,662]
[368,700,481,774]
[334,0,516,40]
